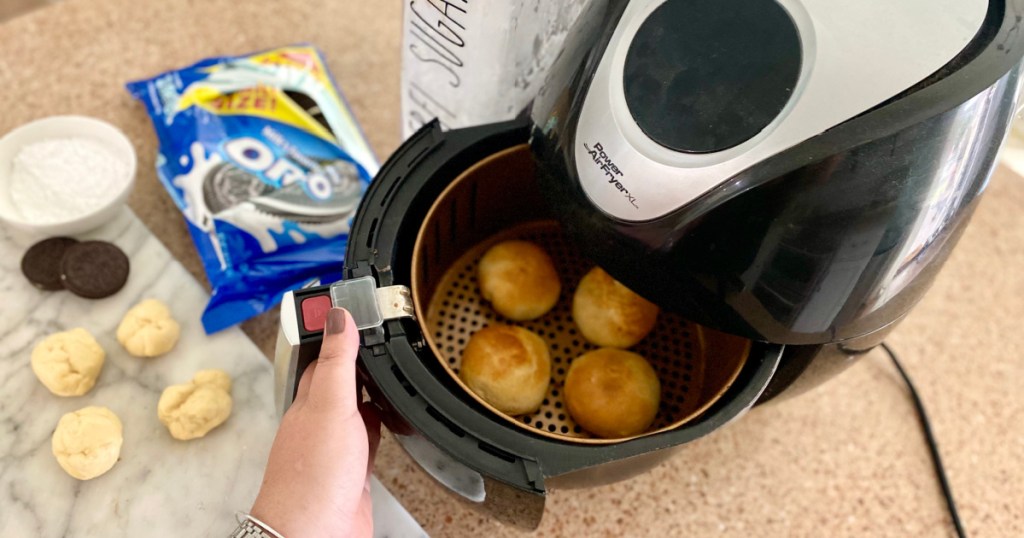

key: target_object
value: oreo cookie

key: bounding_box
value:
[60,241,130,299]
[202,162,275,214]
[21,237,80,290]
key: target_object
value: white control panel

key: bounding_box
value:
[573,0,988,221]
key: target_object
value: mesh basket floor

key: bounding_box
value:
[424,221,709,442]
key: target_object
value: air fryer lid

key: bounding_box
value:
[529,0,1024,345]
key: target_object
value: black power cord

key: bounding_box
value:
[879,342,967,538]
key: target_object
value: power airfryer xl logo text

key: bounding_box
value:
[583,142,638,209]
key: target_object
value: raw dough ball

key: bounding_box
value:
[459,325,551,415]
[31,328,105,397]
[477,240,561,321]
[51,406,123,480]
[572,267,659,348]
[117,299,181,357]
[158,369,233,440]
[564,348,661,438]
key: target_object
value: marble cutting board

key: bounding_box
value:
[0,208,426,537]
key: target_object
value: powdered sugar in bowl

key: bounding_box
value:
[0,116,136,235]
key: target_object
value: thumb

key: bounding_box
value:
[308,307,361,415]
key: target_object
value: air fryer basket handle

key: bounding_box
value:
[389,432,545,529]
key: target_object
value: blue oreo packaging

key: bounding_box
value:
[127,45,378,333]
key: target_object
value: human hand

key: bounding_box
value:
[251,308,381,537]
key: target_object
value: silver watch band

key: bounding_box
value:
[231,513,285,538]
[230,519,274,538]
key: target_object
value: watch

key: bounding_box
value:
[230,513,285,538]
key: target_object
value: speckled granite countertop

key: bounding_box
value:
[1,1,1022,536]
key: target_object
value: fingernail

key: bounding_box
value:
[326,307,347,335]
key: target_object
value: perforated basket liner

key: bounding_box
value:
[424,221,730,443]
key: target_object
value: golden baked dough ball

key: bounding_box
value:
[564,348,661,438]
[477,240,561,321]
[459,325,551,415]
[572,267,659,348]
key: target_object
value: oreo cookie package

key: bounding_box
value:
[127,45,377,333]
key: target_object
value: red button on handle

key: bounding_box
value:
[301,294,333,332]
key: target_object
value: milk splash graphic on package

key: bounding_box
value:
[127,45,377,333]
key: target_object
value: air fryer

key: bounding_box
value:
[275,0,1024,529]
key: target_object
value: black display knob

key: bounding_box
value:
[623,0,802,153]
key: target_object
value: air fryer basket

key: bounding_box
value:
[410,144,751,444]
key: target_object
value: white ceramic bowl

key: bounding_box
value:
[0,115,137,236]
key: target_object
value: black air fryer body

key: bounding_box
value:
[275,0,1024,529]
[317,120,782,526]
